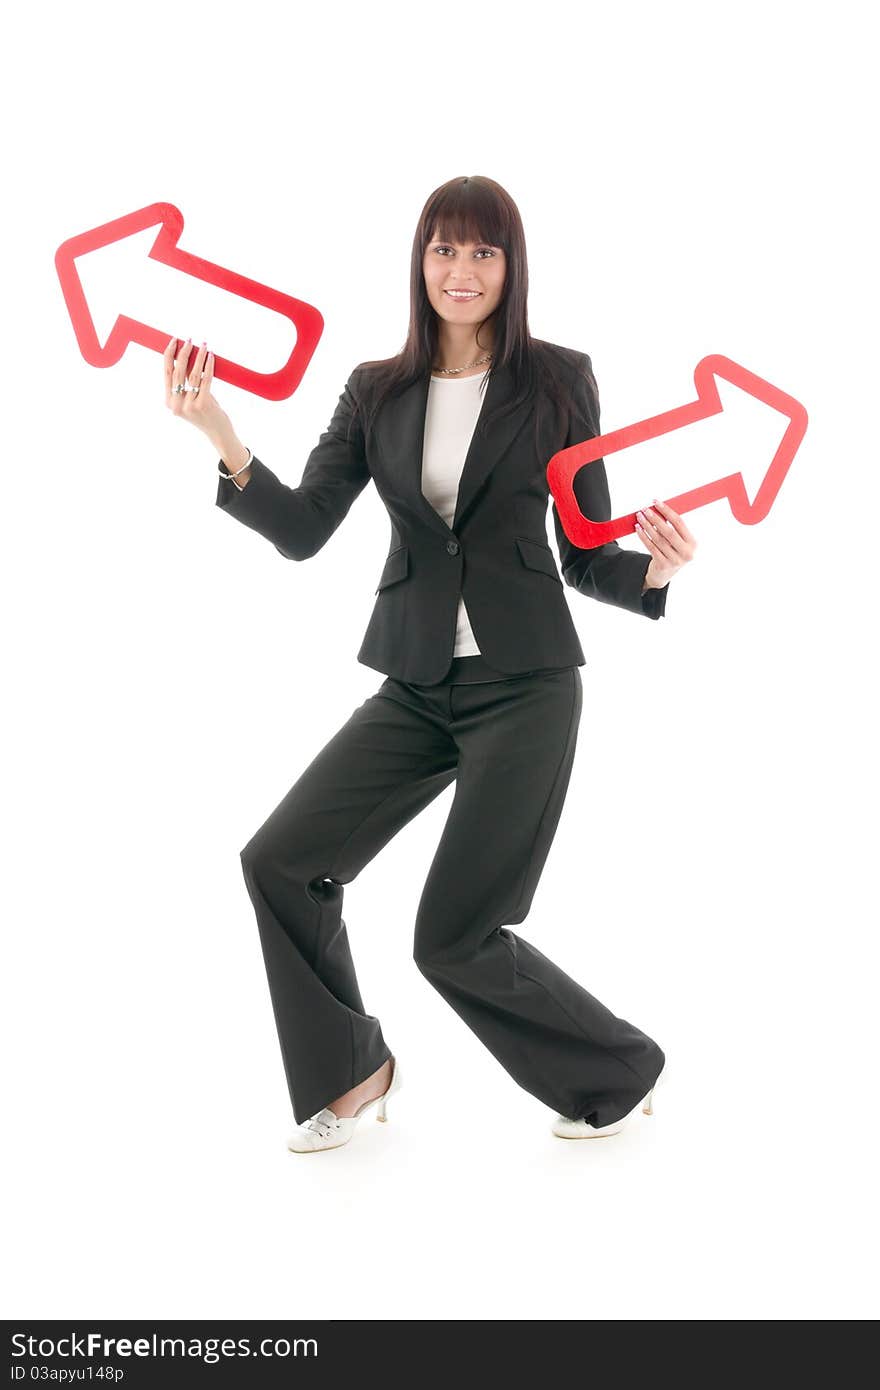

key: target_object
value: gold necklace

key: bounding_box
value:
[431,351,494,376]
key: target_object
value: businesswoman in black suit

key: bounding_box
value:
[166,175,695,1153]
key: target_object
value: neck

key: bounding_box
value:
[434,321,495,370]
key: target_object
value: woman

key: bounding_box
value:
[165,175,695,1153]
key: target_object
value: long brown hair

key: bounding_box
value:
[353,175,574,458]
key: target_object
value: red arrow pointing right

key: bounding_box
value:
[548,354,809,548]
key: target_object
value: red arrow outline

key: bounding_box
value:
[54,201,324,400]
[547,354,809,546]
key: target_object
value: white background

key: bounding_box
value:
[3,0,877,1321]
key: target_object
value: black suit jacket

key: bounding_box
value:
[216,339,668,684]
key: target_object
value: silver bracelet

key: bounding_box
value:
[218,446,253,481]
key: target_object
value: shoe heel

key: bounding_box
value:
[375,1056,399,1123]
[642,1063,666,1116]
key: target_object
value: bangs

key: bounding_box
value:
[428,185,508,251]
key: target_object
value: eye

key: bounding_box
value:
[433,245,498,258]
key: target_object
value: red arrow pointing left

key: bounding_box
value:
[54,201,324,400]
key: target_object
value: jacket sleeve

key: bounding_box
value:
[214,368,370,561]
[551,352,668,620]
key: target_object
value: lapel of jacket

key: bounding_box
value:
[373,360,534,539]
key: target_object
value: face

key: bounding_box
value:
[422,231,507,326]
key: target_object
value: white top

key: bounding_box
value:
[421,373,488,658]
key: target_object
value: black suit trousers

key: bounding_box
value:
[238,655,665,1127]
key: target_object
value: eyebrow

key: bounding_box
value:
[428,238,500,248]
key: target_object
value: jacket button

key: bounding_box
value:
[446,540,460,555]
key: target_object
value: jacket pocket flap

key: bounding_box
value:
[375,544,409,594]
[515,535,562,582]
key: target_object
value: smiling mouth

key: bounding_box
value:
[445,290,482,299]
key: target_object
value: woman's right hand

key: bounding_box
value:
[164,336,231,442]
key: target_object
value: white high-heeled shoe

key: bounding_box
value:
[287,1056,402,1154]
[552,1064,666,1140]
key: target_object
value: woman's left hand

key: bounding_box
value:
[635,498,697,590]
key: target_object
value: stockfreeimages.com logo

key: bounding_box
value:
[10,1331,316,1366]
